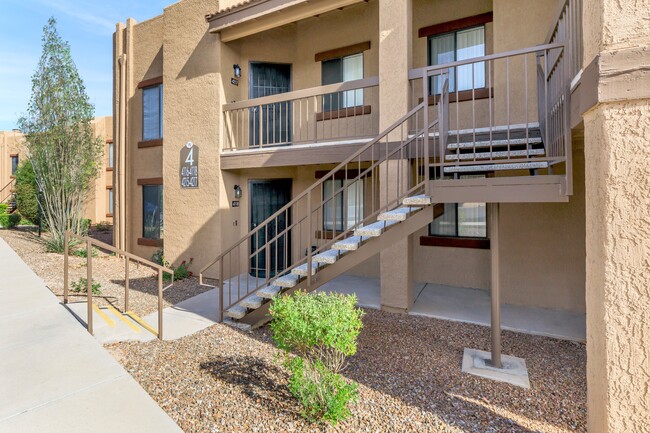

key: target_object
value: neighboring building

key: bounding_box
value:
[0,116,114,224]
[112,0,650,431]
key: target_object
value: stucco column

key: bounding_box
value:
[583,0,650,431]
[378,0,413,313]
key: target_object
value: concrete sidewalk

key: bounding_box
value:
[0,238,183,433]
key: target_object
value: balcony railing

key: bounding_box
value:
[222,77,379,151]
[547,0,583,82]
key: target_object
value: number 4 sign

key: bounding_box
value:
[180,141,199,188]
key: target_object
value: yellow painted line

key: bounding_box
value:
[93,304,116,328]
[106,305,141,333]
[125,311,158,337]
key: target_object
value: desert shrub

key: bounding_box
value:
[72,246,99,258]
[0,212,20,229]
[95,221,111,232]
[71,277,101,295]
[80,218,91,236]
[151,249,194,282]
[269,291,364,424]
[14,160,40,225]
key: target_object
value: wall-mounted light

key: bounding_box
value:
[234,184,242,199]
[233,64,241,78]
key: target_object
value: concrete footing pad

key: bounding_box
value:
[461,348,530,389]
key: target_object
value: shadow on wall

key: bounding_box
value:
[177,31,219,81]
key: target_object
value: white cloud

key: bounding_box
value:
[37,0,118,34]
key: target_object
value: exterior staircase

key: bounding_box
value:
[201,44,573,329]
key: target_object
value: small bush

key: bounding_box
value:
[71,277,102,295]
[0,212,20,229]
[72,246,99,258]
[269,291,364,424]
[14,160,40,225]
[95,221,111,232]
[80,218,91,236]
[0,203,7,213]
[152,249,193,281]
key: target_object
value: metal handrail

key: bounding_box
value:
[0,178,15,204]
[201,101,427,275]
[223,76,379,111]
[201,96,441,321]
[63,231,174,339]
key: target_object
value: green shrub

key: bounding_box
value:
[80,218,91,236]
[269,291,364,424]
[152,249,194,282]
[95,221,111,232]
[0,203,7,213]
[0,212,20,229]
[14,160,40,225]
[72,246,99,258]
[71,277,102,295]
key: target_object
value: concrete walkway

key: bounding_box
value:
[0,238,183,433]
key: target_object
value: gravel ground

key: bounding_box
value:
[0,228,210,317]
[107,309,586,433]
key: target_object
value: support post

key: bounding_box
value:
[124,258,129,312]
[157,269,163,340]
[218,259,224,323]
[86,238,93,335]
[489,202,501,368]
[63,231,69,304]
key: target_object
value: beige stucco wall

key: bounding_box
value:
[0,131,24,195]
[161,0,223,269]
[582,0,650,431]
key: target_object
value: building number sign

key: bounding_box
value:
[180,141,199,188]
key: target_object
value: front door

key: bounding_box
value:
[249,179,292,278]
[249,62,292,147]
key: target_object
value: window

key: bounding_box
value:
[107,188,114,215]
[10,155,18,175]
[142,85,163,141]
[142,185,163,239]
[108,142,114,168]
[429,174,486,238]
[321,53,363,111]
[428,26,485,93]
[323,179,364,231]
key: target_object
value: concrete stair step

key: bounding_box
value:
[223,318,252,331]
[445,148,545,161]
[447,137,543,150]
[443,161,549,174]
[377,207,418,221]
[224,304,247,320]
[402,194,431,206]
[292,261,323,276]
[274,273,302,288]
[354,220,398,237]
[240,294,264,309]
[332,236,369,251]
[258,285,282,299]
[312,249,343,264]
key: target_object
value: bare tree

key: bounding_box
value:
[18,17,103,251]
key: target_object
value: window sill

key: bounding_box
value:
[316,105,371,122]
[106,213,113,218]
[106,167,113,172]
[138,238,163,247]
[420,236,490,249]
[419,87,492,105]
[138,139,163,148]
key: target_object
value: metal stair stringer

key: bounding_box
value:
[239,203,442,328]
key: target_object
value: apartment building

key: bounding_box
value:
[112,0,649,431]
[0,116,114,223]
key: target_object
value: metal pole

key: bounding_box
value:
[490,203,502,368]
[125,258,129,312]
[37,186,42,237]
[218,259,224,323]
[87,239,93,335]
[63,231,69,304]
[157,269,163,340]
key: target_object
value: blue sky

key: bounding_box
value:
[0,0,174,130]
